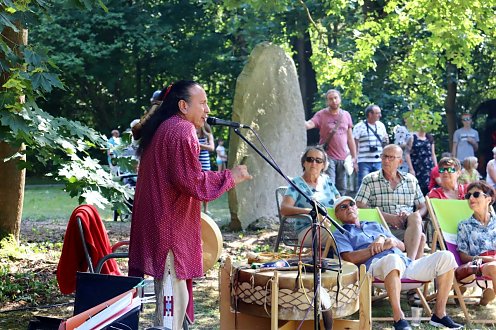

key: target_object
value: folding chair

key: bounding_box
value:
[56,205,146,329]
[273,186,312,252]
[57,204,129,294]
[326,207,433,320]
[427,197,494,322]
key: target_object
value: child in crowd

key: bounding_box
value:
[458,156,480,184]
[216,139,227,172]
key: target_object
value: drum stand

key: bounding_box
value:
[232,127,347,330]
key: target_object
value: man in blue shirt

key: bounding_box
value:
[332,196,462,330]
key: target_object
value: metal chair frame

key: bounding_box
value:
[76,216,129,274]
[273,186,313,252]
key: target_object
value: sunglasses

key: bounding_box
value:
[338,201,356,210]
[439,167,456,174]
[305,156,324,164]
[464,191,487,200]
[462,117,472,122]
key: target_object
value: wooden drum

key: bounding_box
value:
[231,259,359,320]
[201,212,223,272]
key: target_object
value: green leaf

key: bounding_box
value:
[23,49,42,67]
[0,12,18,31]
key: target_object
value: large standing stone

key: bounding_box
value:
[228,42,307,230]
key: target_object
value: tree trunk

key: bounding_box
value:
[445,63,458,148]
[0,25,28,243]
[291,22,319,145]
[0,143,26,242]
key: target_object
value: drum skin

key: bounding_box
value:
[232,259,359,320]
[201,212,223,272]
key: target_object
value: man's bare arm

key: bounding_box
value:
[415,202,427,218]
[305,120,315,130]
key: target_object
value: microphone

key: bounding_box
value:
[206,117,250,128]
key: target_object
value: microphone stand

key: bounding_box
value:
[232,127,345,330]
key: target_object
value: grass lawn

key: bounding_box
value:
[6,180,495,329]
[22,180,230,223]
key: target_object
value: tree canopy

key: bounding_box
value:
[0,0,133,223]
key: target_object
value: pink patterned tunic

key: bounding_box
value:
[128,115,235,279]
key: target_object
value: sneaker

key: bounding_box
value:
[429,314,463,329]
[480,288,496,306]
[393,319,412,330]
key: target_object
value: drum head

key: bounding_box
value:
[201,212,223,272]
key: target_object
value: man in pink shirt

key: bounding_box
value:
[305,89,357,193]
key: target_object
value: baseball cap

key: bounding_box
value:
[334,196,356,208]
[150,90,161,102]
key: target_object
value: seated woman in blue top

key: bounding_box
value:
[280,146,340,246]
[456,180,496,306]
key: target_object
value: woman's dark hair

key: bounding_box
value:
[300,145,328,173]
[466,181,496,205]
[137,80,200,156]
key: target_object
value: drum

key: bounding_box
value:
[201,212,223,272]
[231,259,359,320]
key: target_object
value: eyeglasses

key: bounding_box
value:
[464,191,487,200]
[439,167,456,174]
[305,157,324,164]
[380,154,402,161]
[338,201,356,210]
[462,117,472,122]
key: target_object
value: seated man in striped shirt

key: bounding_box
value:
[355,144,426,260]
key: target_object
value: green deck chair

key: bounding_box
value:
[427,197,494,323]
[326,207,433,321]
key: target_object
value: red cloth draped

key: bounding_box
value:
[57,205,121,294]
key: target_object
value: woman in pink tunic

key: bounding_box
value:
[129,80,251,329]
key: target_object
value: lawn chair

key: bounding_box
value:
[57,204,129,294]
[273,186,312,252]
[326,207,433,321]
[56,205,145,329]
[426,197,494,323]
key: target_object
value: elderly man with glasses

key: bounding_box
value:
[332,196,463,330]
[355,144,426,260]
[452,113,479,162]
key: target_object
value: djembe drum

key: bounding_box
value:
[231,259,359,320]
[201,212,223,271]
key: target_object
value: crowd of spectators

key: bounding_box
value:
[301,96,496,329]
